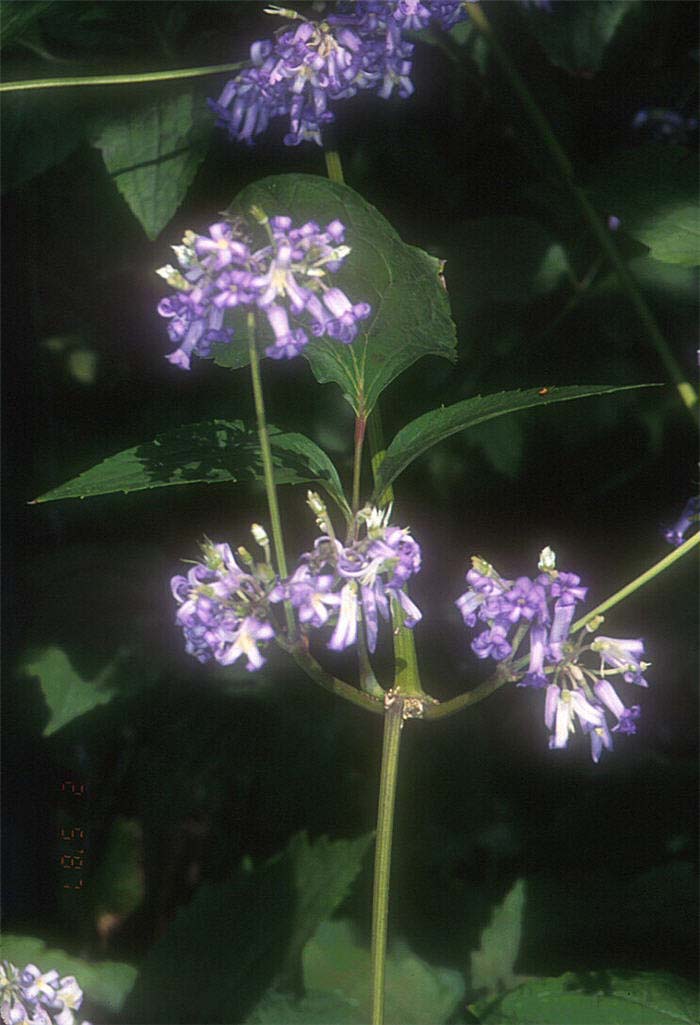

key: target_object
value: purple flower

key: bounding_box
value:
[664,495,700,547]
[498,576,548,625]
[157,216,371,366]
[472,623,512,661]
[632,107,698,144]
[1,961,89,1025]
[591,636,649,687]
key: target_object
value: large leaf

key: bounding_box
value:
[1,934,136,1013]
[93,89,208,240]
[32,419,350,517]
[123,831,372,1024]
[216,174,457,414]
[19,646,116,737]
[372,384,653,502]
[470,879,526,997]
[526,1,637,75]
[474,970,699,1025]
[587,146,700,266]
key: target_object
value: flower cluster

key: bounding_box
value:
[156,212,371,368]
[632,107,698,145]
[1,962,90,1025]
[171,499,422,670]
[273,496,422,652]
[664,495,700,547]
[170,534,277,670]
[209,2,469,147]
[456,547,649,761]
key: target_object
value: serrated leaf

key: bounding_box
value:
[1,934,136,1013]
[122,831,372,1023]
[474,970,699,1025]
[587,146,700,266]
[219,174,457,414]
[526,1,637,74]
[19,647,116,736]
[470,879,526,997]
[301,919,465,1025]
[93,90,207,240]
[33,419,350,518]
[372,384,654,502]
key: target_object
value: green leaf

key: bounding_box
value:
[474,970,699,1025]
[32,419,350,518]
[587,146,700,266]
[372,384,654,502]
[526,1,637,75]
[470,879,526,997]
[219,174,457,414]
[91,816,145,921]
[1,935,136,1013]
[1,85,89,193]
[93,90,208,240]
[0,0,56,48]
[302,919,465,1024]
[123,831,372,1023]
[19,646,116,736]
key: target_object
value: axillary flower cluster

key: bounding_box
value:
[156,211,371,369]
[209,2,469,147]
[170,495,422,671]
[1,962,90,1025]
[456,547,649,761]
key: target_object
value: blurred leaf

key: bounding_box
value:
[473,970,699,1024]
[20,646,116,736]
[372,384,652,502]
[0,0,56,48]
[92,817,144,930]
[1,934,136,1013]
[248,989,361,1023]
[93,90,208,240]
[452,216,571,305]
[1,85,90,192]
[301,919,465,1024]
[467,417,524,478]
[220,174,457,414]
[587,146,700,265]
[32,419,350,517]
[123,831,372,1024]
[526,1,637,74]
[470,879,526,996]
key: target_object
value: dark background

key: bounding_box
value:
[2,1,698,1021]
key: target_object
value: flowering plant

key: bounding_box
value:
[4,1,698,1023]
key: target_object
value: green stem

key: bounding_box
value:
[246,312,295,638]
[323,147,345,185]
[357,616,386,699]
[352,414,367,514]
[0,61,244,92]
[277,637,384,715]
[422,662,514,721]
[466,2,699,426]
[572,530,700,633]
[371,695,404,1025]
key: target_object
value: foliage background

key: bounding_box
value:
[2,1,698,1022]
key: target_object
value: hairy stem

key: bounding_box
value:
[371,695,404,1025]
[466,2,699,425]
[246,312,295,639]
[0,61,245,92]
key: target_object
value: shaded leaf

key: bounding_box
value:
[219,174,457,414]
[470,879,526,997]
[0,0,56,48]
[93,90,208,240]
[372,384,654,502]
[474,970,699,1025]
[92,817,145,926]
[587,146,700,266]
[527,1,637,75]
[123,831,372,1024]
[1,934,136,1013]
[33,419,349,517]
[301,919,465,1024]
[20,647,116,737]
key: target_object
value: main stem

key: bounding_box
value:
[246,312,295,638]
[0,61,245,92]
[370,696,404,1025]
[466,2,699,426]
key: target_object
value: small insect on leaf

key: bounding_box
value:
[538,387,549,396]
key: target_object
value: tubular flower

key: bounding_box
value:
[1,962,91,1025]
[170,537,277,670]
[455,547,650,762]
[156,215,371,367]
[663,495,700,547]
[273,495,422,653]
